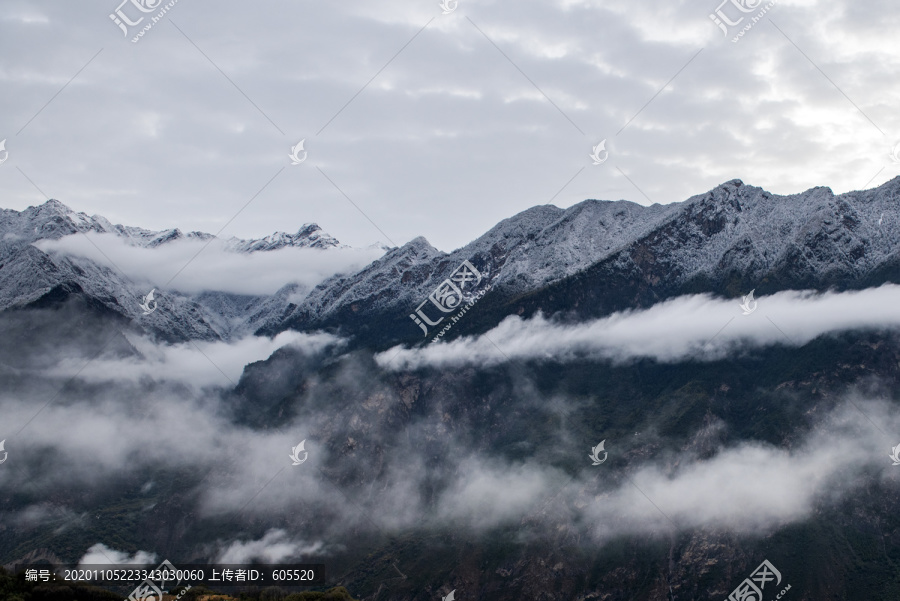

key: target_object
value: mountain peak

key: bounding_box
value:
[40,198,68,209]
[706,179,746,198]
[31,198,77,217]
[294,223,324,236]
[226,224,342,252]
[405,236,437,253]
[378,236,441,265]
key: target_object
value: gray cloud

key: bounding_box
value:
[1,331,896,551]
[432,457,565,531]
[582,399,897,540]
[406,398,899,542]
[1,1,898,252]
[2,288,899,560]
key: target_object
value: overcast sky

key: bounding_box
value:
[1,0,899,252]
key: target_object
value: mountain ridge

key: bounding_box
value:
[5,181,900,600]
[263,176,900,346]
[0,198,344,251]
[0,199,371,341]
[3,176,899,346]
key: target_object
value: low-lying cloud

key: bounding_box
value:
[44,330,342,389]
[78,544,157,567]
[422,399,899,543]
[216,529,325,564]
[3,316,898,563]
[378,285,900,370]
[34,233,385,295]
[2,379,897,555]
[583,402,887,539]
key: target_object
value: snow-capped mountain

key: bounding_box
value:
[253,200,673,338]
[265,177,900,344]
[4,176,900,346]
[0,199,341,251]
[0,199,351,341]
[509,177,900,323]
[223,224,342,252]
[6,182,900,600]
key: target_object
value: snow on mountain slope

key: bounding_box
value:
[0,199,352,341]
[0,199,340,251]
[255,236,444,333]
[452,197,677,292]
[0,240,221,341]
[5,176,899,345]
[269,199,680,329]
[224,224,342,252]
[627,178,900,286]
[268,176,900,337]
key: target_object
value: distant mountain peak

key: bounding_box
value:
[39,198,68,209]
[29,198,82,219]
[404,236,438,254]
[225,224,342,252]
[6,199,342,252]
